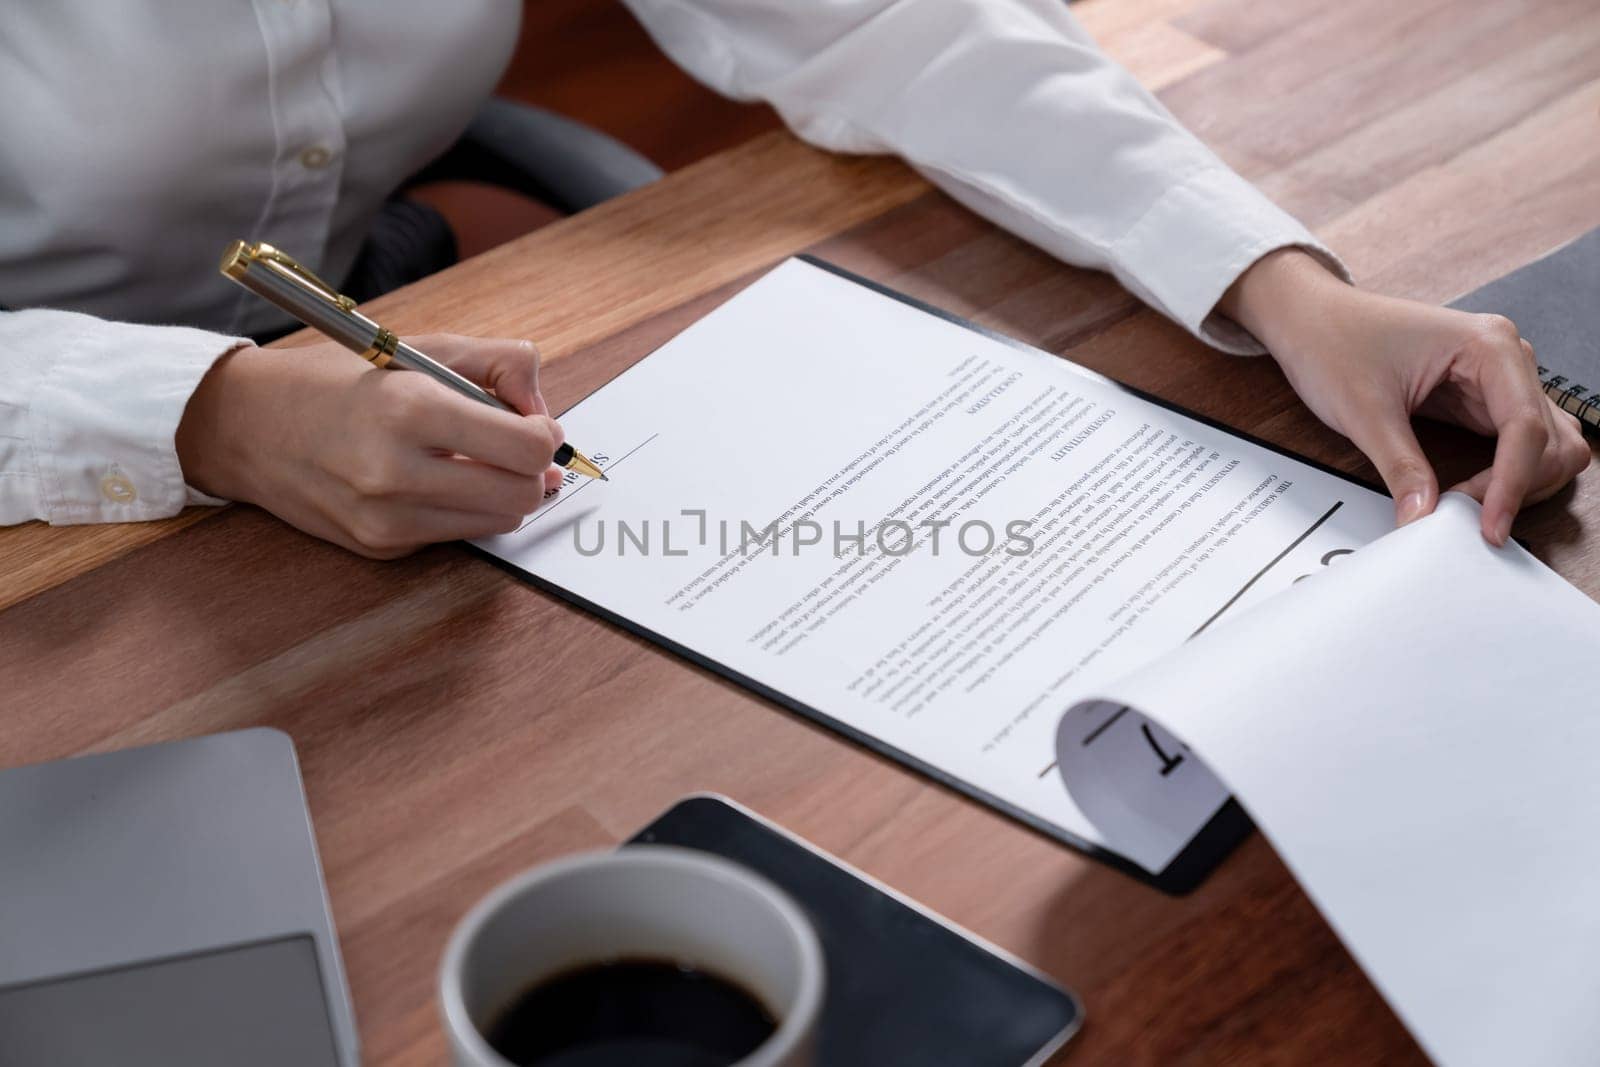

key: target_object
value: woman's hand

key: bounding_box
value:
[1219,250,1590,545]
[176,334,564,558]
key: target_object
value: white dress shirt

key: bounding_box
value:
[0,0,1340,526]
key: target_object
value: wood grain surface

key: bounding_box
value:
[5,1,1599,1063]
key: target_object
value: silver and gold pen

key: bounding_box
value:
[219,240,606,482]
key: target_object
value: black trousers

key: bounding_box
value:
[342,198,458,306]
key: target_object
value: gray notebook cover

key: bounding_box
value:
[1450,228,1600,415]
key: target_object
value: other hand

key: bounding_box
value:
[176,334,563,558]
[1219,250,1590,545]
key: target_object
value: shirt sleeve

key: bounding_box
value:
[0,308,249,526]
[621,0,1349,354]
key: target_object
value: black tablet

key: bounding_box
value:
[626,795,1081,1066]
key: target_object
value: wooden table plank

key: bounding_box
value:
[1257,19,1600,227]
[1325,78,1600,303]
[5,3,1599,1064]
[0,509,215,615]
[1076,0,1226,91]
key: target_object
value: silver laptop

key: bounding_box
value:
[0,729,359,1065]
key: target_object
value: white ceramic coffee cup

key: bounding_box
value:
[439,846,825,1067]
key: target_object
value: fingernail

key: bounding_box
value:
[1397,491,1427,525]
[1492,513,1512,547]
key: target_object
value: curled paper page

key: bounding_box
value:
[1055,700,1230,873]
[1057,493,1600,1067]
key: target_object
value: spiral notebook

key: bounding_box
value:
[1451,226,1600,428]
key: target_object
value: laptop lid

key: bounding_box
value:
[0,728,358,1065]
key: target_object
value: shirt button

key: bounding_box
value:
[100,474,137,504]
[299,146,333,169]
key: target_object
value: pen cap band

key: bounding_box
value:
[363,329,399,368]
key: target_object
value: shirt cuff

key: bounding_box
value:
[21,310,249,525]
[1110,164,1350,355]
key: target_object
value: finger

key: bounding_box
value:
[1517,343,1586,505]
[1479,407,1547,546]
[1444,391,1587,511]
[1513,404,1591,507]
[399,382,565,476]
[1551,402,1593,483]
[1451,422,1573,538]
[372,452,552,515]
[1463,322,1558,543]
[1344,407,1439,526]
[1448,468,1493,502]
[410,334,544,415]
[345,501,528,557]
[1438,409,1586,517]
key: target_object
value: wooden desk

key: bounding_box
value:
[4,1,1597,1062]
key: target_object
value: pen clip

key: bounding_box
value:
[224,240,357,312]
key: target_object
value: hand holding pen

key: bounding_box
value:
[172,242,602,559]
[222,242,605,482]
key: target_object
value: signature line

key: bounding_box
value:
[516,432,661,532]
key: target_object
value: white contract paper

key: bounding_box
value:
[1057,493,1600,1066]
[479,258,1395,874]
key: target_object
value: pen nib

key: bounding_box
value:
[563,447,608,482]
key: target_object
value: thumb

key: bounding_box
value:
[493,339,546,416]
[410,334,545,416]
[1347,410,1439,526]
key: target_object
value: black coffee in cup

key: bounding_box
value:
[484,957,778,1067]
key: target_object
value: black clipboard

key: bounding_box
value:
[469,256,1386,895]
